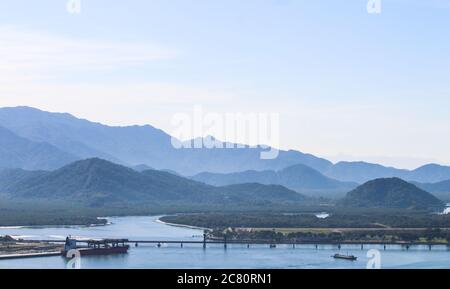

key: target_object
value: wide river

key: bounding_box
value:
[1,216,449,269]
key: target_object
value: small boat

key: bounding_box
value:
[332,253,357,261]
[62,237,129,257]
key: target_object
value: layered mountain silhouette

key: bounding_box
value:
[0,126,77,170]
[406,164,450,183]
[0,106,450,184]
[415,180,450,201]
[324,162,450,184]
[323,162,406,184]
[0,158,306,207]
[192,164,357,198]
[0,106,331,175]
[340,178,444,209]
[1,157,447,210]
[417,180,450,193]
[0,168,48,192]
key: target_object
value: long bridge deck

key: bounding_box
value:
[1,238,446,260]
[18,239,450,247]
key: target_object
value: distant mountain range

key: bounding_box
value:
[417,180,450,193]
[324,161,450,184]
[0,158,306,207]
[415,180,450,201]
[0,106,450,185]
[0,106,331,175]
[192,164,357,198]
[340,178,445,210]
[1,158,447,210]
[0,126,77,170]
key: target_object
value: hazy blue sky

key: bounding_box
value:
[0,0,449,168]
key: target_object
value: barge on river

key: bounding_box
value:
[62,237,129,257]
[332,253,357,261]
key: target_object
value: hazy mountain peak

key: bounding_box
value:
[415,163,445,170]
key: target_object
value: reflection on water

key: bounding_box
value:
[1,216,450,269]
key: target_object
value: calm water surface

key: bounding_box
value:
[1,216,449,269]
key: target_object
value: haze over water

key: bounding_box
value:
[1,216,449,269]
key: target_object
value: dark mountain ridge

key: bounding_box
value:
[192,164,357,198]
[340,178,444,210]
[0,158,306,207]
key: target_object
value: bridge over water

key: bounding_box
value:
[19,236,449,251]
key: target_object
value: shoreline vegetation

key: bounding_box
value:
[160,212,450,245]
[2,198,450,247]
[0,198,329,227]
[2,212,450,260]
[0,199,109,227]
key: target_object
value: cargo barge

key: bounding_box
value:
[332,253,357,261]
[62,237,129,257]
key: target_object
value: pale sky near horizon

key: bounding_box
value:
[0,0,450,169]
